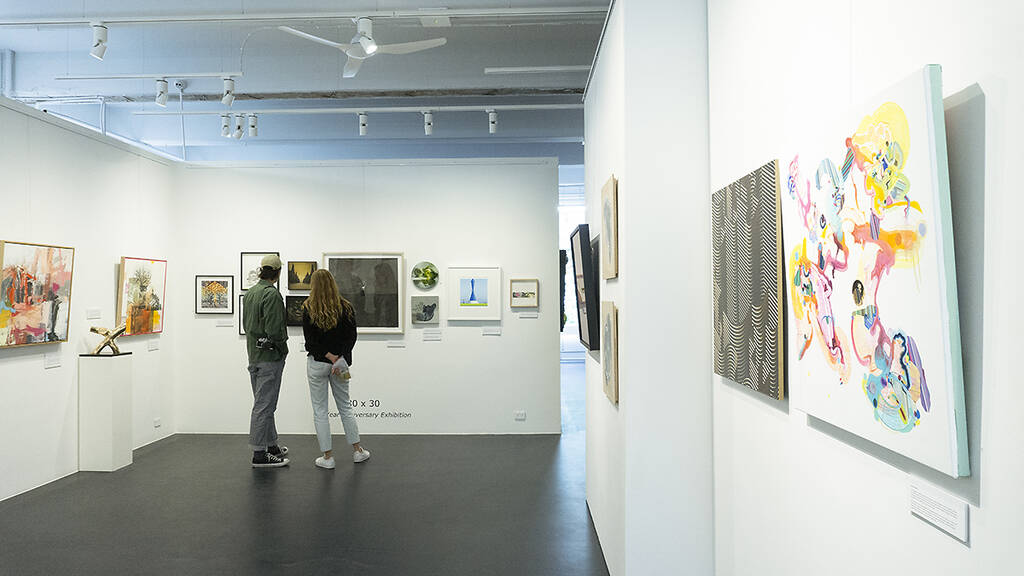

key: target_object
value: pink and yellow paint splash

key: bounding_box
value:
[787,102,930,433]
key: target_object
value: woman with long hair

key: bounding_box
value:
[302,268,370,468]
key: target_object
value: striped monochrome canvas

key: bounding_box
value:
[712,160,785,400]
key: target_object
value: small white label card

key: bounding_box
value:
[216,319,234,327]
[423,329,442,342]
[85,308,102,320]
[517,312,539,319]
[43,353,61,369]
[386,340,407,349]
[482,326,502,336]
[147,339,160,351]
[909,478,969,542]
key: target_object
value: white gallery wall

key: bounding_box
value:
[709,0,1021,574]
[584,1,714,575]
[0,100,178,502]
[171,159,561,436]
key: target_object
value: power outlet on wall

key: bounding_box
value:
[514,410,527,422]
[153,417,162,429]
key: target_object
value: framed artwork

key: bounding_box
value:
[285,295,306,327]
[240,252,279,291]
[510,278,539,308]
[780,65,969,478]
[601,301,618,404]
[569,224,599,350]
[712,160,784,400]
[287,261,317,291]
[195,275,234,315]
[412,261,439,290]
[0,240,75,348]
[601,175,619,279]
[323,252,404,334]
[118,257,167,336]
[447,266,502,321]
[238,295,246,336]
[411,296,439,325]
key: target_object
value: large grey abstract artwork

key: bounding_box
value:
[712,159,784,400]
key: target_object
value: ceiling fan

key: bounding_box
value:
[279,18,448,78]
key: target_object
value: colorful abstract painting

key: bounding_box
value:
[118,257,167,336]
[780,65,968,477]
[0,241,75,348]
[712,160,784,400]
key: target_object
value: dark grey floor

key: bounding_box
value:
[0,431,608,576]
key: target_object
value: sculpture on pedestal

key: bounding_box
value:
[90,324,127,355]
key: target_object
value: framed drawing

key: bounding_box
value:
[780,65,969,477]
[447,266,502,321]
[601,175,619,279]
[323,252,404,334]
[569,224,599,350]
[195,275,234,315]
[0,240,75,348]
[412,261,439,290]
[240,252,279,291]
[712,160,785,400]
[287,261,317,291]
[238,295,246,336]
[601,301,618,404]
[411,296,440,325]
[118,257,167,336]
[285,295,306,327]
[509,278,539,308]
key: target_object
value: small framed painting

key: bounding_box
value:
[240,252,279,291]
[602,301,618,404]
[411,296,440,325]
[238,295,246,335]
[285,295,306,327]
[195,275,234,314]
[509,279,539,308]
[288,261,317,291]
[447,266,502,321]
[601,175,619,279]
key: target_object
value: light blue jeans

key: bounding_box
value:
[306,356,360,452]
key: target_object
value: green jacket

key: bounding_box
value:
[243,280,289,363]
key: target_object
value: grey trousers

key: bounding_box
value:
[307,356,360,452]
[248,360,285,451]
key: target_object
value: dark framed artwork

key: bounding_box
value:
[238,295,246,335]
[287,261,317,291]
[195,275,234,315]
[323,252,404,334]
[569,224,600,351]
[285,295,306,327]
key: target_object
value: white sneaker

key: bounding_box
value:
[353,448,371,463]
[315,456,336,469]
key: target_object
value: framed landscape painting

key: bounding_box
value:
[241,252,279,291]
[195,275,234,315]
[0,241,75,348]
[287,261,316,291]
[118,257,167,336]
[323,252,404,334]
[447,266,501,321]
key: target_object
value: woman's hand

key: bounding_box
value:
[325,352,340,364]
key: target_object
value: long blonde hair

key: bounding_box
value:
[303,269,354,331]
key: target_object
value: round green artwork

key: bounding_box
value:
[412,261,439,290]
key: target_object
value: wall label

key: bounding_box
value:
[909,478,969,543]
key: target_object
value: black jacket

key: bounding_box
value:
[302,309,357,366]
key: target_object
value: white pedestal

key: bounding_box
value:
[78,353,133,472]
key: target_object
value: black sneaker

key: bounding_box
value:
[252,452,290,468]
[267,445,289,457]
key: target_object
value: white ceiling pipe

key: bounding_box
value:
[134,104,583,116]
[0,7,607,27]
[484,65,591,74]
[56,72,242,81]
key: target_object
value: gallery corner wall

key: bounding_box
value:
[170,158,561,437]
[709,0,1022,574]
[0,98,178,502]
[584,1,714,575]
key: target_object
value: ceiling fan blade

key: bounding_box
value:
[376,37,447,55]
[278,26,353,51]
[342,56,363,78]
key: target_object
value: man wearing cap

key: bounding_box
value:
[242,254,291,468]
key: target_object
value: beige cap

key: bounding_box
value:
[260,254,283,269]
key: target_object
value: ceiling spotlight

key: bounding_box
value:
[423,112,434,136]
[358,113,368,136]
[355,18,378,55]
[90,23,107,61]
[232,115,244,139]
[221,78,235,106]
[220,114,231,138]
[248,115,258,138]
[155,79,169,107]
[488,110,498,134]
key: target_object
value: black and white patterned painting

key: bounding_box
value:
[712,159,784,400]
